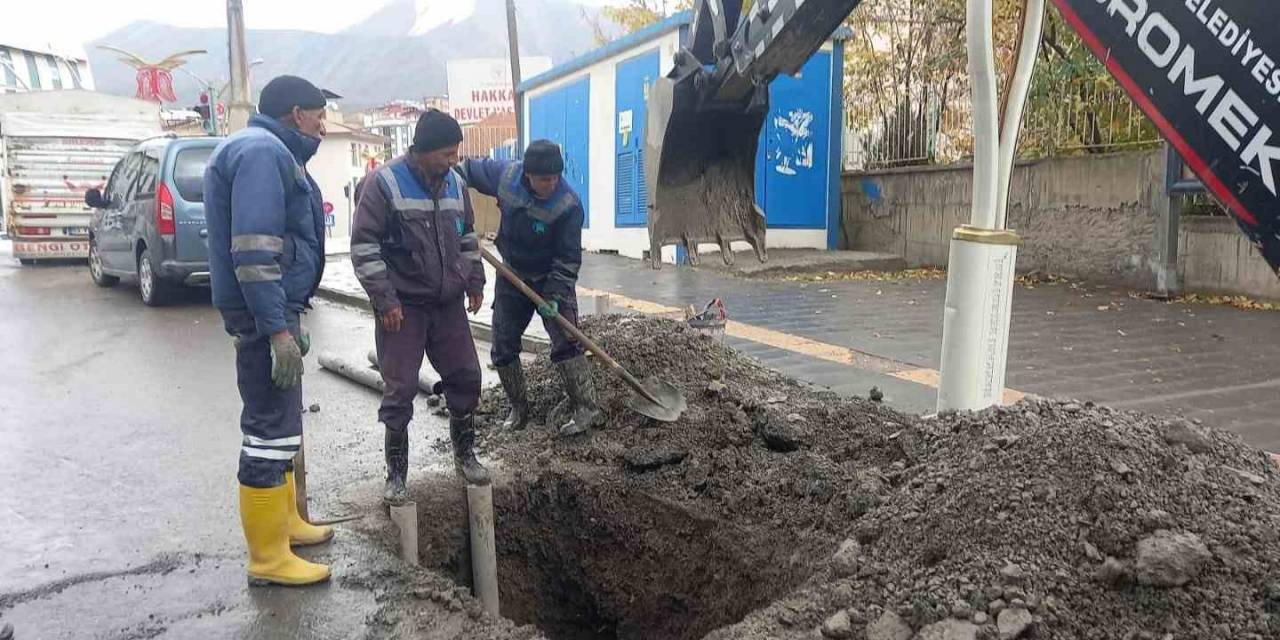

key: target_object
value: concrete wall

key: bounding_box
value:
[842,150,1171,289]
[843,149,1280,298]
[1179,216,1280,299]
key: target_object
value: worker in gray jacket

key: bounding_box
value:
[350,110,488,504]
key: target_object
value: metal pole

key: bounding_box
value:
[225,0,252,133]
[506,0,524,150]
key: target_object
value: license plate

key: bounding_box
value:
[65,227,90,236]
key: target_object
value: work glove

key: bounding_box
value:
[270,331,304,389]
[295,327,311,357]
[536,298,559,319]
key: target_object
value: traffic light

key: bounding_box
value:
[193,91,215,135]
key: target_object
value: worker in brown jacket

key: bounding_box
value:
[349,109,488,503]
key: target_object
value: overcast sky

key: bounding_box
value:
[4,0,624,54]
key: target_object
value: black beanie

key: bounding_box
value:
[258,75,328,118]
[523,139,564,175]
[412,109,464,153]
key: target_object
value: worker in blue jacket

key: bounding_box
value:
[204,75,334,587]
[457,140,600,437]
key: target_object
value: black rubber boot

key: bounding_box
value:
[555,355,600,437]
[496,361,530,430]
[450,414,490,485]
[383,428,409,505]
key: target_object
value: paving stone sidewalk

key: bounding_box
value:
[321,251,1280,451]
[573,253,1280,451]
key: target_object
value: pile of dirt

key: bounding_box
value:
[442,315,1280,640]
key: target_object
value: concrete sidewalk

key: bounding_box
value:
[321,250,1280,452]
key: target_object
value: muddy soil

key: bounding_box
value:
[365,315,1280,640]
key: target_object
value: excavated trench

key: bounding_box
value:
[408,467,827,640]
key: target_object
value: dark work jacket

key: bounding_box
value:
[457,158,582,301]
[204,114,325,336]
[350,156,484,312]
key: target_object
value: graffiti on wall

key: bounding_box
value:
[771,108,815,176]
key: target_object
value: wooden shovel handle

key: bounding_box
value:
[479,248,659,404]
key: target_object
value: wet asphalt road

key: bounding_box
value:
[0,248,488,639]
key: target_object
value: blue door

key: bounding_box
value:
[528,77,591,226]
[757,50,832,228]
[615,49,660,228]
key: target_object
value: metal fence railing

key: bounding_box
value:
[842,6,1163,173]
[844,71,1162,171]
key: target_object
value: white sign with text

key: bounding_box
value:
[447,57,553,125]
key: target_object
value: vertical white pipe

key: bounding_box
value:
[389,502,420,566]
[967,0,999,230]
[936,232,1019,411]
[467,484,500,616]
[996,0,1046,229]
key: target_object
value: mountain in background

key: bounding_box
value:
[88,0,619,109]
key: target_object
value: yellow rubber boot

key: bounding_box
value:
[239,484,331,586]
[284,471,333,547]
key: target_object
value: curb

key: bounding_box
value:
[314,286,550,354]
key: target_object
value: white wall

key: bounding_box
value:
[309,134,380,240]
[523,33,835,264]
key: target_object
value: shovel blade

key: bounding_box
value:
[625,377,687,423]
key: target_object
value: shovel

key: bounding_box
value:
[479,248,687,422]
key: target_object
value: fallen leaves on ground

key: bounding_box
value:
[782,267,947,282]
[1130,291,1280,311]
[1015,270,1073,288]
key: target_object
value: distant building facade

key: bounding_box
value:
[0,39,94,94]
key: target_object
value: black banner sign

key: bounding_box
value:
[1051,0,1280,273]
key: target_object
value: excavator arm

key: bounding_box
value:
[649,0,1280,278]
[645,0,863,268]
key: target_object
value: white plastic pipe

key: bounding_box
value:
[937,0,1042,412]
[365,350,441,393]
[996,0,1046,229]
[467,483,500,616]
[319,353,386,392]
[389,502,420,566]
[966,0,1000,230]
[936,230,1019,411]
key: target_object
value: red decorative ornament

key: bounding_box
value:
[134,67,178,103]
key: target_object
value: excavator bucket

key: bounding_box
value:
[644,75,768,269]
[642,0,864,269]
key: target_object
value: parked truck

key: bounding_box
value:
[0,91,162,264]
